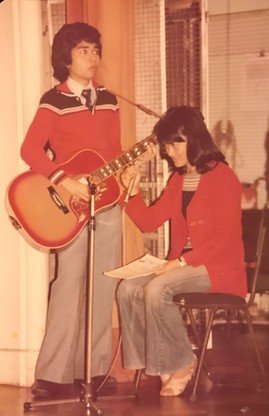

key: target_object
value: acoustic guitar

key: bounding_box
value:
[6,135,158,251]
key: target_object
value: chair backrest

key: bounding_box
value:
[247,207,267,306]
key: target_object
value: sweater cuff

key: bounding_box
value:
[118,191,140,208]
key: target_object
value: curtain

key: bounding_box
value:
[66,0,144,263]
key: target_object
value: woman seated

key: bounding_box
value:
[117,106,247,397]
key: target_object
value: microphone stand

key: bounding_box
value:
[79,182,137,407]
[80,181,103,414]
[107,88,162,119]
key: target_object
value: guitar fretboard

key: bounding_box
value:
[90,134,158,183]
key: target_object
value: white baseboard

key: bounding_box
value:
[0,349,38,387]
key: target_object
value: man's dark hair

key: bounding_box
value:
[153,106,226,174]
[51,22,102,82]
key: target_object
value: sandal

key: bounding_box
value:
[160,373,171,387]
[160,356,197,397]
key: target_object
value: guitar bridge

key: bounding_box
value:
[47,186,69,214]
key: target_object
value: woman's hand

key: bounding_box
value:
[60,177,90,201]
[153,259,182,276]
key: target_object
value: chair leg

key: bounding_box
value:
[186,308,213,382]
[186,308,202,347]
[189,309,216,402]
[243,308,266,387]
[225,308,233,336]
[134,369,142,390]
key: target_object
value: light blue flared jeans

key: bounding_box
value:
[117,264,211,376]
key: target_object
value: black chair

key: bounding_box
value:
[134,208,267,400]
[173,208,267,401]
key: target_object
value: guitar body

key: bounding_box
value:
[6,150,121,251]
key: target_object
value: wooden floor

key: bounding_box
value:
[1,323,269,416]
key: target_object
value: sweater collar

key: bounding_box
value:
[67,77,94,97]
[55,79,101,95]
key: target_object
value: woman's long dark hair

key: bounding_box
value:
[51,22,102,82]
[153,106,227,174]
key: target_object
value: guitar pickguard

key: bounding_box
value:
[70,197,88,223]
[70,182,108,223]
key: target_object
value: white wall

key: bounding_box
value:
[0,0,48,386]
[208,0,269,15]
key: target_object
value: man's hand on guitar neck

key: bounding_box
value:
[60,177,90,201]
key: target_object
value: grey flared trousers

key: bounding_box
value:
[35,204,122,383]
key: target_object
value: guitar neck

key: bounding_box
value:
[91,134,158,183]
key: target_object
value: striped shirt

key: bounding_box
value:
[182,171,201,252]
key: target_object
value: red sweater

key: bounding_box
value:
[21,81,122,184]
[121,162,247,297]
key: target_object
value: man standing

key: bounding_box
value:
[21,22,122,398]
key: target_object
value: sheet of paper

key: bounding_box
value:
[104,253,167,279]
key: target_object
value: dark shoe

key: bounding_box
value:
[92,376,117,396]
[92,375,117,390]
[75,376,117,395]
[31,379,75,398]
